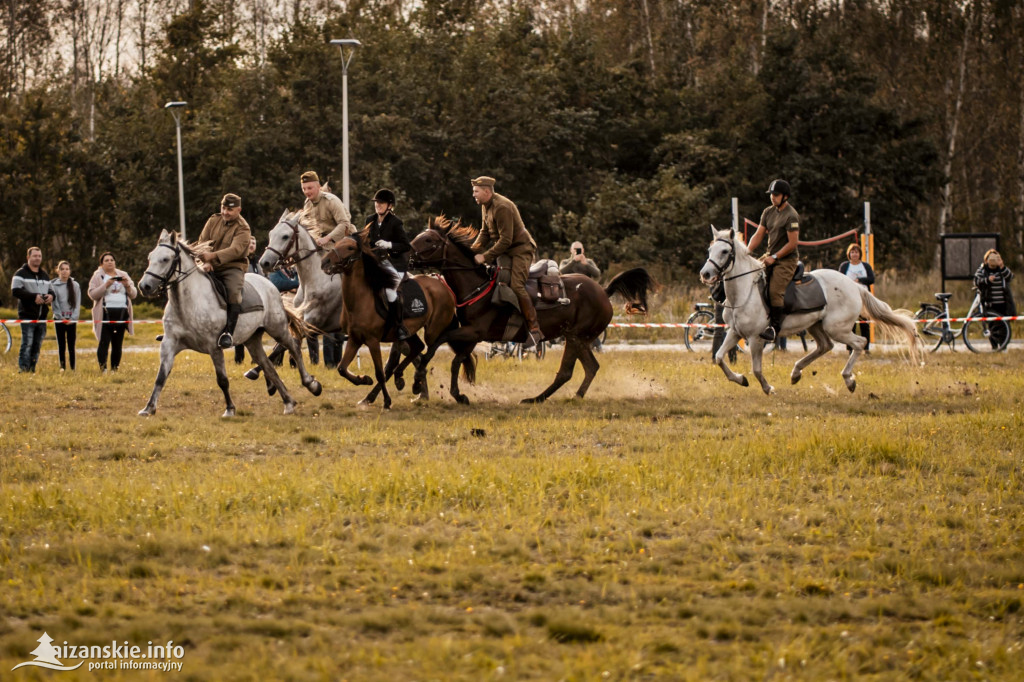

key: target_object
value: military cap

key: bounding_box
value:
[221,193,242,208]
[471,176,496,188]
[300,170,320,184]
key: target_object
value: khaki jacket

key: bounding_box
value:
[471,193,536,263]
[198,215,252,271]
[306,192,354,243]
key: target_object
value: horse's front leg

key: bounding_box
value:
[714,330,749,388]
[210,348,236,417]
[337,336,373,386]
[392,335,424,392]
[359,339,391,410]
[749,338,774,395]
[139,339,179,416]
[244,342,285,381]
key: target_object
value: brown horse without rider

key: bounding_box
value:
[409,217,656,404]
[321,228,457,409]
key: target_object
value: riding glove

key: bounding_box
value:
[375,240,392,250]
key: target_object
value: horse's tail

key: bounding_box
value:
[860,288,922,364]
[282,300,312,340]
[461,352,477,385]
[604,268,658,314]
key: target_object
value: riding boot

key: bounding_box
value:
[759,306,785,342]
[392,300,410,341]
[219,303,241,349]
[518,293,543,344]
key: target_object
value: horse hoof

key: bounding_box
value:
[283,402,296,415]
[244,368,261,381]
[412,380,423,395]
[791,374,802,385]
[394,376,406,391]
[520,396,545,405]
[308,380,322,396]
[762,385,774,396]
[739,376,749,387]
[383,402,391,411]
[360,376,374,386]
[138,407,154,416]
[455,394,470,405]
[222,409,236,418]
[411,394,428,403]
[267,385,277,397]
[847,380,857,393]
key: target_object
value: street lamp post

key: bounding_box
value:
[329,39,361,209]
[164,101,188,240]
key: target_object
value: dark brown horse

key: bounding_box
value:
[321,228,457,409]
[409,217,656,404]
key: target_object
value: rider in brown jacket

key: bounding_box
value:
[469,176,541,341]
[197,193,251,348]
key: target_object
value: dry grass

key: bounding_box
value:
[1,305,1023,680]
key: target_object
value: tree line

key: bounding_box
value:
[1,0,1021,292]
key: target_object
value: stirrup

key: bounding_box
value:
[218,332,234,349]
[758,326,776,342]
[395,326,411,341]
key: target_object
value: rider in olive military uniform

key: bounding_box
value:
[469,176,541,341]
[298,171,355,247]
[746,179,800,342]
[197,193,251,348]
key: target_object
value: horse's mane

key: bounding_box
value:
[353,226,392,293]
[431,215,479,258]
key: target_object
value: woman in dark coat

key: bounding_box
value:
[364,189,412,340]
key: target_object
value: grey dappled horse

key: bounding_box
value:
[137,229,322,417]
[699,226,920,395]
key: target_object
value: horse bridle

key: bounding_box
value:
[707,237,764,283]
[409,228,498,306]
[410,226,485,273]
[264,217,320,269]
[143,242,195,294]
[322,234,363,275]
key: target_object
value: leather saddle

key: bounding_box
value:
[782,262,827,314]
[491,257,570,312]
[209,274,265,313]
[373,277,427,320]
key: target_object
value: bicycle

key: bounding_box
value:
[486,338,547,361]
[1,320,11,354]
[684,302,716,352]
[914,290,1011,353]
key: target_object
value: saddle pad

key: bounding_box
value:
[373,277,428,320]
[210,276,265,313]
[784,275,826,314]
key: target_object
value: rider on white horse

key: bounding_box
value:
[746,179,800,342]
[196,193,251,349]
[365,189,412,341]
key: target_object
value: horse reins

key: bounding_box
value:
[411,229,496,308]
[706,237,766,310]
[264,218,321,270]
[143,242,196,294]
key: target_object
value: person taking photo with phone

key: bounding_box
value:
[88,251,137,372]
[558,241,601,280]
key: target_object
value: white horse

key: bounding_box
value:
[137,229,322,417]
[699,226,920,394]
[248,210,345,380]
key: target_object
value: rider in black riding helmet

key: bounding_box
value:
[746,179,801,343]
[364,189,412,341]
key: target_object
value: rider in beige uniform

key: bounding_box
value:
[746,179,800,342]
[469,176,541,341]
[298,171,355,246]
[197,193,251,348]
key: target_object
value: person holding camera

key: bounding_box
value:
[10,246,52,373]
[88,251,137,372]
[559,241,601,280]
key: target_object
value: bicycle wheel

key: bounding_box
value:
[963,316,1011,353]
[0,322,11,354]
[684,310,716,352]
[914,305,946,352]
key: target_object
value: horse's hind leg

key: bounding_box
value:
[139,342,178,416]
[828,327,865,393]
[247,334,298,414]
[448,342,476,405]
[574,338,601,398]
[791,322,833,385]
[244,342,285,381]
[392,335,424,392]
[210,348,237,417]
[359,339,391,410]
[522,341,579,404]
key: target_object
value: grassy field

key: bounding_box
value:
[1,321,1022,681]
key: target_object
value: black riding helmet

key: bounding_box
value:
[373,189,396,206]
[766,179,791,198]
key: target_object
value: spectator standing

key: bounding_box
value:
[974,249,1015,350]
[88,252,137,372]
[50,260,82,371]
[838,243,876,352]
[558,242,601,279]
[10,246,51,373]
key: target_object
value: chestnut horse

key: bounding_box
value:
[409,217,656,404]
[321,228,457,409]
